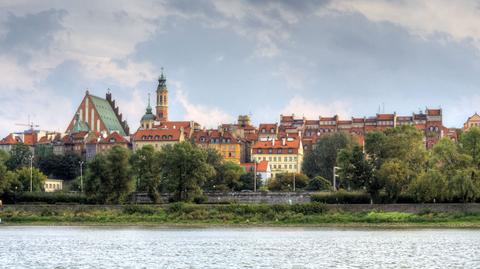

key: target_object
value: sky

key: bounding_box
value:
[1,0,480,137]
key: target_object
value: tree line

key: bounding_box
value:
[302,125,480,203]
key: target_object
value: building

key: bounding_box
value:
[240,160,271,184]
[132,70,201,152]
[65,90,130,136]
[192,129,242,163]
[85,131,130,160]
[258,123,278,141]
[0,134,22,152]
[44,179,63,192]
[132,128,185,151]
[251,137,303,178]
[464,113,480,131]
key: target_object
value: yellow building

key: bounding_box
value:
[132,128,185,151]
[464,113,480,131]
[251,137,303,178]
[44,179,63,192]
[192,129,241,163]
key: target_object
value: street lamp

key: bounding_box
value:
[293,172,296,192]
[333,166,340,192]
[79,161,84,193]
[29,154,34,192]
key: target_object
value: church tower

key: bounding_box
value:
[156,69,168,123]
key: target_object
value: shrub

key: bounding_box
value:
[193,195,208,204]
[306,176,332,191]
[291,203,327,215]
[15,192,94,204]
[123,205,159,215]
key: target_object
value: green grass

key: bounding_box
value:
[2,203,480,228]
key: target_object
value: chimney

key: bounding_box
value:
[271,139,275,146]
[282,137,286,146]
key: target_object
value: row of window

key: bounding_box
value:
[260,128,276,133]
[199,137,232,143]
[256,148,294,154]
[254,156,298,162]
[271,164,297,170]
[141,135,173,140]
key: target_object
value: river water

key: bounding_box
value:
[1,226,479,268]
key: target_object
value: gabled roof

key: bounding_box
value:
[252,139,301,153]
[100,132,129,144]
[133,128,183,142]
[89,95,126,136]
[377,114,395,120]
[0,134,21,145]
[257,160,269,172]
[427,109,442,116]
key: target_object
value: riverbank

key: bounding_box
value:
[2,203,480,228]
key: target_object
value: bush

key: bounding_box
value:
[291,203,327,215]
[307,176,332,191]
[193,195,208,204]
[311,191,371,204]
[15,192,94,204]
[123,205,159,215]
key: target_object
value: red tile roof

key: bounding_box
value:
[192,129,239,144]
[257,160,269,172]
[427,109,441,116]
[252,139,300,154]
[100,132,129,144]
[377,114,395,120]
[133,129,182,141]
[0,134,20,145]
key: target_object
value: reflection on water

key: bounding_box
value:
[1,226,479,268]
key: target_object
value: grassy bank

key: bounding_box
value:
[2,203,480,228]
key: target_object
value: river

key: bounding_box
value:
[1,226,479,268]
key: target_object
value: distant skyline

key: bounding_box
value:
[1,0,480,137]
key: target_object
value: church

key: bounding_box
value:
[132,70,200,151]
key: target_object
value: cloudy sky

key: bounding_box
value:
[1,0,480,137]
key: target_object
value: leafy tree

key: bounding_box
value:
[131,145,162,202]
[37,152,81,180]
[378,159,409,202]
[268,173,308,191]
[239,172,262,191]
[302,133,353,179]
[0,163,19,198]
[0,150,10,165]
[337,145,373,190]
[85,146,134,204]
[15,167,47,192]
[306,176,332,191]
[408,170,445,203]
[460,127,480,167]
[6,144,32,170]
[445,167,480,202]
[159,142,214,201]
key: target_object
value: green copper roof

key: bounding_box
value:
[142,93,156,121]
[89,95,127,136]
[157,69,167,92]
[71,113,90,134]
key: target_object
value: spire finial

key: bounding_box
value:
[147,93,151,107]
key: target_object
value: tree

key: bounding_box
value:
[159,142,214,201]
[15,167,47,192]
[378,159,409,202]
[408,170,445,203]
[268,173,308,191]
[445,167,480,202]
[6,144,32,170]
[0,162,19,199]
[306,176,332,191]
[337,145,373,190]
[239,172,262,191]
[84,146,134,204]
[460,127,480,168]
[302,133,353,179]
[37,152,81,180]
[0,150,10,165]
[131,145,162,202]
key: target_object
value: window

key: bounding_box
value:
[273,157,277,162]
[269,157,272,161]
[268,149,273,153]
[257,149,262,154]
[288,149,293,153]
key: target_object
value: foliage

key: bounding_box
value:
[459,127,480,167]
[0,162,19,199]
[15,167,47,192]
[302,133,353,179]
[37,152,81,180]
[0,149,10,165]
[239,172,262,191]
[85,146,135,204]
[306,176,332,191]
[159,142,214,202]
[6,144,32,170]
[408,170,445,203]
[268,173,308,191]
[14,192,93,204]
[378,159,410,202]
[337,145,373,190]
[131,145,162,203]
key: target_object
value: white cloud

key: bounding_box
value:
[332,0,480,49]
[282,95,352,119]
[173,83,234,128]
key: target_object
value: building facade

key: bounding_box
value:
[251,138,303,178]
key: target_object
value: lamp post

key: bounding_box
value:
[333,166,340,192]
[293,172,296,192]
[79,161,84,193]
[29,154,34,192]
